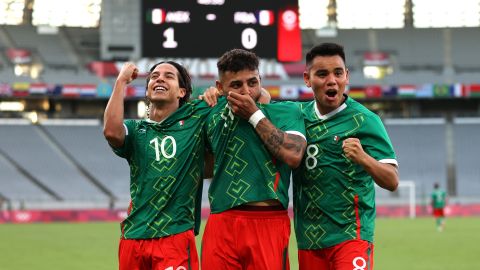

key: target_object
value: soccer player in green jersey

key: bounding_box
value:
[431,182,447,232]
[104,61,211,270]
[200,49,307,269]
[293,43,399,270]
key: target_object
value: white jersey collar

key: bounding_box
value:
[146,118,164,124]
[314,101,347,120]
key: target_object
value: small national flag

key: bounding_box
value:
[264,85,280,99]
[397,85,416,97]
[0,83,12,96]
[12,82,30,97]
[347,86,366,99]
[466,84,480,97]
[51,85,63,96]
[382,86,398,97]
[125,85,145,97]
[151,8,166,24]
[96,82,112,98]
[62,84,80,97]
[415,84,433,98]
[453,83,466,98]
[333,135,340,143]
[29,83,48,95]
[79,84,97,97]
[280,85,299,100]
[365,85,382,98]
[433,84,451,98]
[258,10,274,26]
[298,86,314,100]
[179,120,184,126]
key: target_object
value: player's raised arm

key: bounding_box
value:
[103,62,138,148]
[227,91,306,168]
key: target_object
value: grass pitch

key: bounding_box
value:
[0,217,479,270]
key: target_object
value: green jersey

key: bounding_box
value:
[111,100,211,239]
[431,189,446,209]
[206,97,305,213]
[293,96,397,249]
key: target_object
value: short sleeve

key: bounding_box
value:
[110,119,136,159]
[263,101,306,141]
[360,115,397,166]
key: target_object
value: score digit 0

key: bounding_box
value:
[241,28,257,50]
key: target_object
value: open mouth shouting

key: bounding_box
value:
[325,89,338,101]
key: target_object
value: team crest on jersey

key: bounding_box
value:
[333,135,340,143]
[178,120,184,126]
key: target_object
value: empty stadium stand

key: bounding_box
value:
[0,150,53,202]
[453,118,480,198]
[385,118,448,198]
[41,120,130,201]
[0,115,479,211]
[0,121,109,204]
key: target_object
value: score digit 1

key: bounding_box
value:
[163,27,178,49]
[241,28,257,50]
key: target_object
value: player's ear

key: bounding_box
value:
[178,87,186,99]
[303,71,311,87]
[345,68,350,85]
[215,80,226,95]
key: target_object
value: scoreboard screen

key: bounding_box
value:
[141,0,301,62]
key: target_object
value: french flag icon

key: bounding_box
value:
[258,10,274,26]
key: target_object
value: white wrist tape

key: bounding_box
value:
[248,110,266,128]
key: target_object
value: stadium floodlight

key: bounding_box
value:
[298,0,329,29]
[0,0,25,25]
[32,0,101,28]
[412,0,480,28]
[336,0,405,29]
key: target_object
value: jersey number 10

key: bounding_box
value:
[150,136,177,161]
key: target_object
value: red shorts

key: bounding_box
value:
[201,208,290,270]
[298,239,374,270]
[433,208,445,218]
[119,230,198,270]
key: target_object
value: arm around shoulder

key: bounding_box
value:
[254,115,307,169]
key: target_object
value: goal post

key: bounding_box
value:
[375,180,416,219]
[400,181,416,219]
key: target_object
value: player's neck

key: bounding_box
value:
[149,102,179,122]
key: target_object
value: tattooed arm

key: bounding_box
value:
[227,91,306,168]
[254,118,306,168]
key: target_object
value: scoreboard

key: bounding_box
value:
[141,0,301,62]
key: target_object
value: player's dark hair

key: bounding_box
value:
[146,61,192,108]
[217,48,259,78]
[305,43,346,68]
